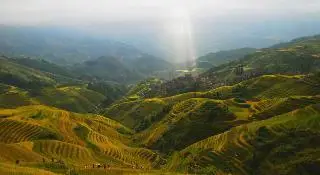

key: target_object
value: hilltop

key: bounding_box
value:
[0,56,127,113]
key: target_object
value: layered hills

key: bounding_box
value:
[0,34,319,175]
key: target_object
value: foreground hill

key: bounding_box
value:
[0,105,165,174]
[1,73,319,174]
[105,74,320,154]
[168,104,320,174]
[1,72,319,174]
[103,73,320,174]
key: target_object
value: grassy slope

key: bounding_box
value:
[0,83,106,113]
[0,57,56,89]
[107,74,320,155]
[0,105,163,174]
[202,35,320,83]
[167,104,320,175]
[0,162,58,175]
[7,57,75,78]
[108,74,320,125]
[1,73,319,174]
[35,85,106,113]
[0,56,110,113]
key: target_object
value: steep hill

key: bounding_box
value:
[167,104,320,175]
[105,74,320,154]
[0,56,56,91]
[0,105,164,174]
[0,55,127,113]
[202,34,320,81]
[6,56,76,78]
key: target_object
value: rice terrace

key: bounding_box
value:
[0,0,320,174]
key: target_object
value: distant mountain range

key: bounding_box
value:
[0,26,159,65]
[0,26,174,83]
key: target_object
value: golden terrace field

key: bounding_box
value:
[0,73,320,174]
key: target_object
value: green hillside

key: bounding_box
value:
[168,104,320,175]
[0,105,166,174]
[142,35,320,99]
[202,35,320,82]
[0,55,129,113]
[1,34,320,175]
[5,56,76,78]
[106,74,320,155]
[73,55,173,84]
[0,56,56,91]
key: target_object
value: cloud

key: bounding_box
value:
[0,0,319,25]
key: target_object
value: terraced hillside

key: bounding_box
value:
[106,74,320,155]
[1,34,320,175]
[107,74,320,123]
[168,104,320,175]
[0,82,106,113]
[1,74,320,174]
[0,105,164,174]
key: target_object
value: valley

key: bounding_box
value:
[0,30,319,175]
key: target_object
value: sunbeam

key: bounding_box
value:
[166,7,197,69]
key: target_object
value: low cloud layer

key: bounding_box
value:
[1,0,319,25]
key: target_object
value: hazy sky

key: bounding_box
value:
[1,0,320,62]
[1,0,320,25]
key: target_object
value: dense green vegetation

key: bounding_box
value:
[0,34,320,175]
[202,35,320,81]
[0,56,128,113]
[73,55,173,84]
[169,104,320,175]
